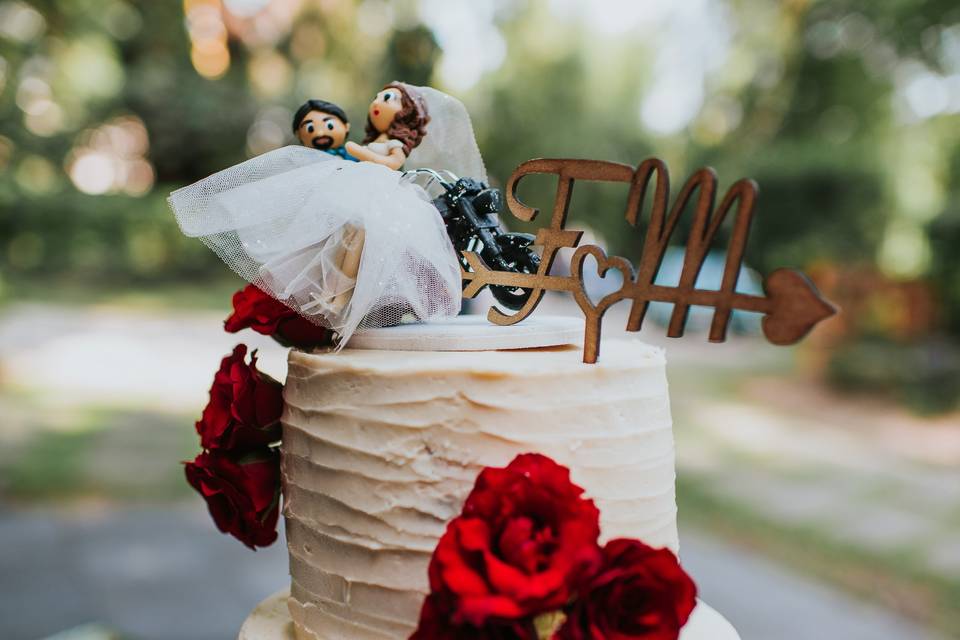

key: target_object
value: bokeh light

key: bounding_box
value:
[15,76,51,114]
[23,99,64,137]
[0,0,46,42]
[417,0,506,92]
[101,1,143,40]
[249,48,293,96]
[66,116,154,196]
[356,0,395,38]
[15,154,59,195]
[224,0,270,18]
[224,0,299,46]
[185,0,231,79]
[59,35,125,100]
[246,105,290,155]
[290,21,326,61]
[191,40,231,79]
[68,152,115,195]
[902,70,955,119]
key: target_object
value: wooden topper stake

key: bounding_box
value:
[460,157,838,363]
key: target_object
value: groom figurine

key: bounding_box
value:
[293,99,357,161]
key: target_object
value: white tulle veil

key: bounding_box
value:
[405,85,487,182]
[168,86,486,347]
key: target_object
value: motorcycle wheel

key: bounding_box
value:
[489,232,541,311]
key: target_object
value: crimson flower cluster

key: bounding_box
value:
[185,285,333,549]
[411,454,697,640]
[225,284,332,349]
[184,345,284,549]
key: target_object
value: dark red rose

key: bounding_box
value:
[410,594,536,640]
[427,454,602,627]
[184,449,281,549]
[196,344,284,451]
[225,284,332,349]
[557,539,697,640]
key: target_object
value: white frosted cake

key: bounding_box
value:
[279,340,681,639]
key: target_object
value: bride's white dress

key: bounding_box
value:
[168,86,486,345]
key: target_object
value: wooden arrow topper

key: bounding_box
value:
[461,158,837,363]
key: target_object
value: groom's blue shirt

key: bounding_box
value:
[326,146,358,161]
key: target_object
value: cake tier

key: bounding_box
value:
[238,591,740,640]
[281,341,679,640]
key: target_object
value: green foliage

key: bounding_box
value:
[0,188,220,281]
[809,0,960,70]
[743,145,886,272]
[1,403,198,501]
[929,145,960,335]
[381,26,440,87]
[826,336,960,413]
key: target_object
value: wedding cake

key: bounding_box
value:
[166,80,833,640]
[280,341,679,638]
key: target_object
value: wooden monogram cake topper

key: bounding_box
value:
[461,158,838,363]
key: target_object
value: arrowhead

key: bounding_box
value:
[761,269,837,345]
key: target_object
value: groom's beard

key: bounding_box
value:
[312,136,334,150]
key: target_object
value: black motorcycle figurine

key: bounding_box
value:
[405,169,541,310]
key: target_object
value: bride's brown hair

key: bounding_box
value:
[363,82,430,155]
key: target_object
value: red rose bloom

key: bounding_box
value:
[196,344,284,451]
[225,284,332,349]
[557,539,697,640]
[410,594,536,640]
[427,454,602,627]
[184,449,281,549]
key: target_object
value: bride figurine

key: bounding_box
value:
[345,83,429,170]
[168,83,487,346]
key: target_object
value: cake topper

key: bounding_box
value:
[174,84,834,362]
[292,99,356,161]
[460,158,837,363]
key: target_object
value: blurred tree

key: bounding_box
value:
[929,144,960,335]
[380,26,439,87]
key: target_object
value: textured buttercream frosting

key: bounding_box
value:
[281,341,679,640]
[238,591,740,640]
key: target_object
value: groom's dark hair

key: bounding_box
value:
[292,99,350,133]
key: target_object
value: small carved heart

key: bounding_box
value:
[762,269,837,345]
[570,245,634,313]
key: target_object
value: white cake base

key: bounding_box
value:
[238,590,741,640]
[347,315,583,351]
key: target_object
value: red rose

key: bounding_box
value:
[557,539,697,640]
[225,284,332,349]
[184,449,281,549]
[196,344,284,451]
[410,594,536,640]
[427,454,601,627]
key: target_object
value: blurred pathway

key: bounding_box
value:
[0,504,944,640]
[0,504,287,640]
[682,529,946,640]
[0,302,291,416]
[673,374,960,589]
